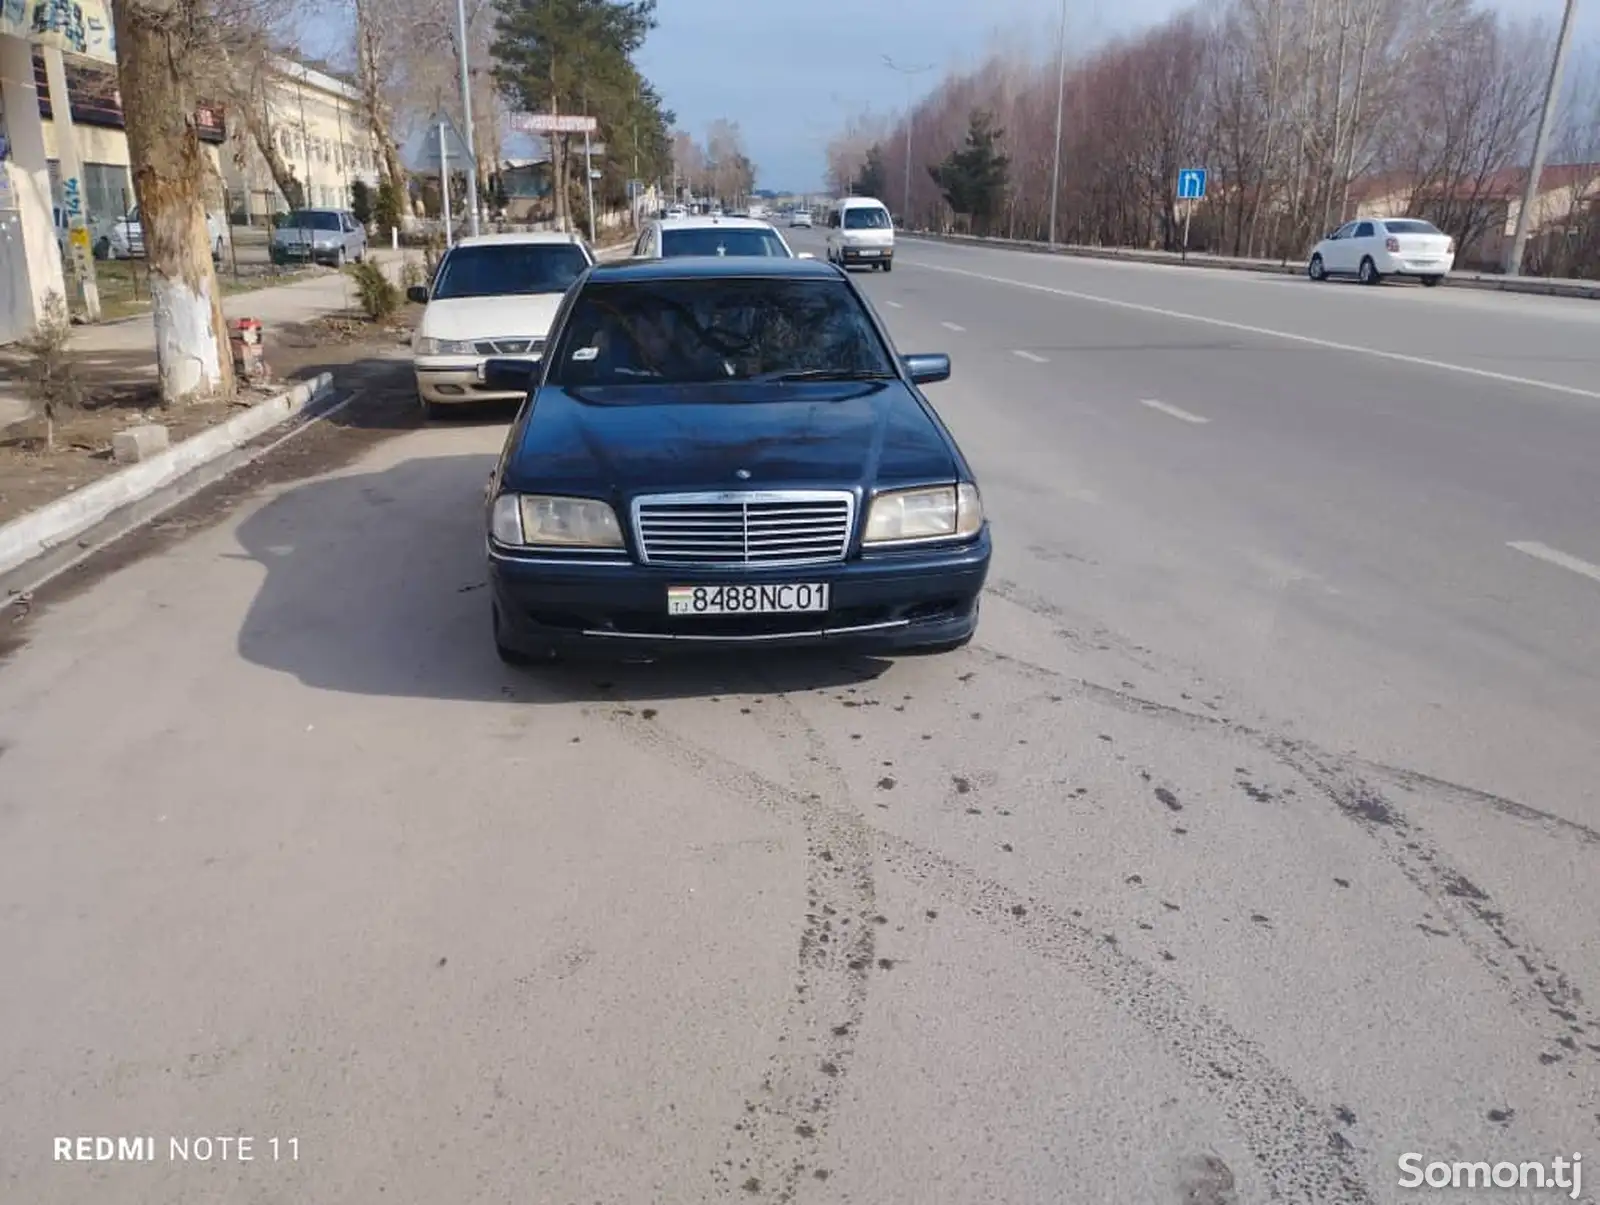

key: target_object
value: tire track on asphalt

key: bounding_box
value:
[601,689,1374,1203]
[616,670,878,1203]
[971,630,1600,1077]
[1270,739,1600,1075]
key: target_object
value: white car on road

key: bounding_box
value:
[630,215,803,259]
[1307,217,1455,287]
[409,232,593,419]
[789,209,813,228]
[94,204,231,263]
[826,195,895,271]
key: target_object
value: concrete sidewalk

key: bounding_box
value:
[0,251,418,433]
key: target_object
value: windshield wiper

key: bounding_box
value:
[753,368,896,383]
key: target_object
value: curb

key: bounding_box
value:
[0,371,334,581]
[900,231,1600,299]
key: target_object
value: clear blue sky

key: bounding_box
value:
[635,0,1597,193]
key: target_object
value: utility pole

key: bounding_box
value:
[1048,0,1067,246]
[1506,0,1578,276]
[455,0,480,236]
[883,56,934,225]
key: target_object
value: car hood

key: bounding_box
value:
[420,295,564,342]
[502,381,958,496]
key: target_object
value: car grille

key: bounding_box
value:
[474,337,545,356]
[633,490,854,566]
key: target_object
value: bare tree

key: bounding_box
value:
[353,0,411,198]
[671,128,706,198]
[823,0,1600,276]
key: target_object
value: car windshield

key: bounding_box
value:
[1384,220,1442,235]
[281,211,341,231]
[547,276,897,390]
[660,228,791,257]
[431,243,591,300]
[844,207,891,230]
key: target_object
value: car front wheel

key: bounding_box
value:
[1308,253,1326,281]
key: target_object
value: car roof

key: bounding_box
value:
[451,231,588,248]
[655,216,779,231]
[586,256,842,283]
[836,196,888,207]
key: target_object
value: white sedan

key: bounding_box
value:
[1307,217,1455,286]
[409,232,593,419]
[790,210,813,228]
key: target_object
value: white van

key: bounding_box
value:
[826,196,894,272]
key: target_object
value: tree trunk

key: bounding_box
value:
[113,0,234,405]
[355,0,409,213]
[238,99,301,208]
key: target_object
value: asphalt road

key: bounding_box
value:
[2,233,1598,1204]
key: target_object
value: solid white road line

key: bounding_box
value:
[1140,399,1211,424]
[1507,541,1600,584]
[941,321,965,332]
[903,259,1600,403]
[1012,350,1048,363]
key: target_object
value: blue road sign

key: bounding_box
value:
[1177,168,1207,200]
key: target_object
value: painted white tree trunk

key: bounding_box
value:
[150,275,226,401]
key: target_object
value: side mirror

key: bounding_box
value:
[406,285,428,304]
[796,252,815,259]
[902,353,951,385]
[480,357,540,393]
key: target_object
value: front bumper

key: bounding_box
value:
[414,357,533,405]
[272,243,338,264]
[490,528,991,658]
[839,245,892,265]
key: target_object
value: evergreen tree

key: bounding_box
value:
[853,144,888,199]
[928,110,1009,235]
[492,0,666,228]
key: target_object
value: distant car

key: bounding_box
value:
[666,205,688,219]
[269,208,368,267]
[790,210,813,228]
[826,196,895,271]
[631,215,806,259]
[94,204,229,263]
[1307,217,1455,286]
[409,231,594,419]
[478,255,989,664]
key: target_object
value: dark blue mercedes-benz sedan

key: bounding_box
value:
[480,255,991,662]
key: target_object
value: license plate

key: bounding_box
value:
[667,583,829,615]
[476,357,541,381]
[858,249,879,256]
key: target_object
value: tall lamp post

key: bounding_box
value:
[1505,0,1579,276]
[883,56,935,226]
[1048,0,1068,246]
[454,0,480,236]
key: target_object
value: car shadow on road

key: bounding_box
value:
[233,452,890,704]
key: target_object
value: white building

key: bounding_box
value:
[1,0,113,342]
[222,56,382,222]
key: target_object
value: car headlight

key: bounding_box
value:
[415,336,478,355]
[491,493,624,549]
[862,484,983,545]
